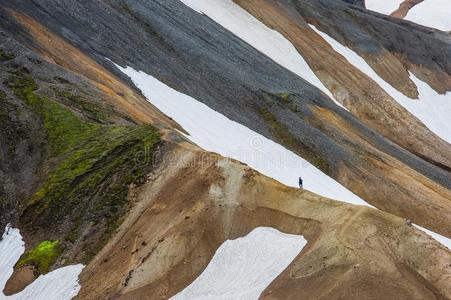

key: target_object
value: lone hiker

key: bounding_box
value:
[299,176,303,189]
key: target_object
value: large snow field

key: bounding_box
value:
[365,0,404,15]
[0,226,83,300]
[310,25,451,144]
[178,0,347,110]
[116,64,368,207]
[171,227,307,300]
[405,0,451,31]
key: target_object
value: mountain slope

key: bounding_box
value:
[1,0,449,235]
[78,143,451,299]
[0,0,450,299]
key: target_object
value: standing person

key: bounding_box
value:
[299,176,303,189]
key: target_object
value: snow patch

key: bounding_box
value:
[116,64,369,207]
[0,226,83,300]
[310,24,451,143]
[171,227,306,300]
[365,0,404,15]
[405,0,451,31]
[414,224,451,250]
[179,0,346,110]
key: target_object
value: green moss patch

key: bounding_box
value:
[5,68,97,156]
[52,88,111,124]
[16,240,62,274]
[257,107,331,173]
[28,125,160,219]
[277,92,291,104]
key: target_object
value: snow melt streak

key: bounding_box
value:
[179,0,346,109]
[0,226,83,300]
[117,64,368,206]
[171,227,307,300]
[310,24,451,144]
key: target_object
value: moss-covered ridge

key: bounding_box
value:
[5,66,160,270]
[6,67,98,156]
[16,240,62,274]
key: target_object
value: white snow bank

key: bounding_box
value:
[310,25,451,143]
[116,64,369,207]
[365,0,404,15]
[0,226,24,293]
[0,226,83,300]
[179,0,346,110]
[414,224,451,250]
[405,0,451,31]
[171,227,306,300]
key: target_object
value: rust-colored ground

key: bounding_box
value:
[309,105,451,236]
[76,141,451,299]
[3,266,36,295]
